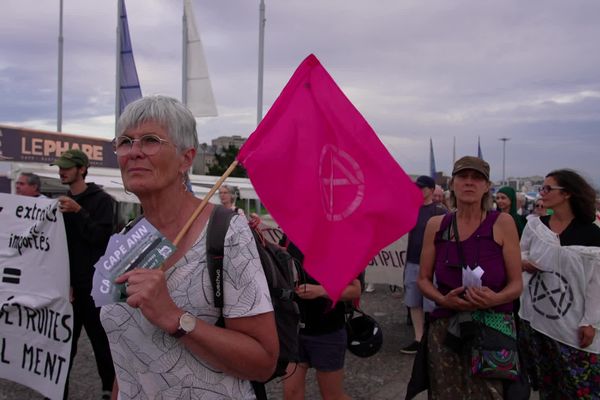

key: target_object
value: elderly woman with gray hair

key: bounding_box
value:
[100,95,278,399]
[219,184,245,216]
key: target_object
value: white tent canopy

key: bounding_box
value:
[2,162,258,205]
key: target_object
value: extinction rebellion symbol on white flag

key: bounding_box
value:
[0,194,72,400]
[529,271,574,320]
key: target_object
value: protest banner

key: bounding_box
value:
[364,235,407,287]
[0,193,72,400]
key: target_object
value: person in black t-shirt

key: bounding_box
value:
[281,239,361,400]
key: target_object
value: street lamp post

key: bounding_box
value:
[499,137,510,186]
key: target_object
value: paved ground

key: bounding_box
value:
[265,285,424,400]
[0,284,537,399]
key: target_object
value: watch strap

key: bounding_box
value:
[172,325,186,338]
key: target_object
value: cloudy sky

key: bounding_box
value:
[2,0,600,186]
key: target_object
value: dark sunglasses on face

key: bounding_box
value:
[538,185,565,195]
[535,204,545,209]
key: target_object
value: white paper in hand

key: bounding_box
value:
[462,265,484,288]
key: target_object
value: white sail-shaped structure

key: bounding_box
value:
[182,0,217,117]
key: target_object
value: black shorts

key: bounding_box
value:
[298,328,347,372]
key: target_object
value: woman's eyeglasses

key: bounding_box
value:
[112,135,172,156]
[535,204,545,209]
[538,185,564,195]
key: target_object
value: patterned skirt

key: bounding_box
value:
[518,320,600,399]
[427,318,504,400]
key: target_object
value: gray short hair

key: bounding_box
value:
[20,172,42,192]
[116,95,199,154]
[220,184,239,202]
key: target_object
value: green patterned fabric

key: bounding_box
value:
[472,310,516,338]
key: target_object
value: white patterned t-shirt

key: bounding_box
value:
[100,214,273,399]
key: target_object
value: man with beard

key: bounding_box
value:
[51,149,115,400]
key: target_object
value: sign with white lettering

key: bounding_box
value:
[0,193,72,400]
[0,124,117,168]
[92,218,175,307]
[364,235,407,286]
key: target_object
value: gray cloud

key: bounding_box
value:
[1,0,599,186]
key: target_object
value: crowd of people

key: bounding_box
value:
[411,158,599,399]
[9,95,600,400]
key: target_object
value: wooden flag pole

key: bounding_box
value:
[172,160,239,246]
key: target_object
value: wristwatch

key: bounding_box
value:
[171,312,196,338]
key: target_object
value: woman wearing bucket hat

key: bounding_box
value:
[416,156,522,399]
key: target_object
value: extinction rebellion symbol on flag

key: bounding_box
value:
[529,271,574,320]
[319,144,365,222]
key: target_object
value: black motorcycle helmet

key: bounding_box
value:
[346,312,383,358]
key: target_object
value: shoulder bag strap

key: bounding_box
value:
[452,212,467,269]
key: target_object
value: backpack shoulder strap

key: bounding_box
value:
[206,205,235,308]
[207,207,271,398]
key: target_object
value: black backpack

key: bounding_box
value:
[206,206,300,390]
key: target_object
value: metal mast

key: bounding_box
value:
[115,0,122,132]
[257,0,266,125]
[499,137,510,185]
[57,0,64,132]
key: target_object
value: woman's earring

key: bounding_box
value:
[181,172,189,191]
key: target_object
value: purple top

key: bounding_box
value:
[431,211,513,318]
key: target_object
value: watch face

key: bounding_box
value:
[180,313,196,333]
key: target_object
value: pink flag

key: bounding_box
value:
[238,54,422,302]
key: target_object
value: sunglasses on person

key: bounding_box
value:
[535,204,545,209]
[538,185,565,195]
